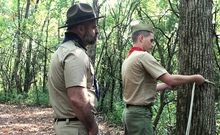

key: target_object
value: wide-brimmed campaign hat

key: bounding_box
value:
[59,3,103,29]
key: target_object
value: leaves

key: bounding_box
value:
[0,104,124,134]
[0,0,219,134]
[0,104,54,134]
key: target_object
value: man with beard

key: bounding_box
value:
[48,3,103,135]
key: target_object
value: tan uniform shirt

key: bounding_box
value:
[122,51,167,105]
[48,40,97,118]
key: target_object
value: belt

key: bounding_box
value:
[54,117,78,122]
[126,104,152,109]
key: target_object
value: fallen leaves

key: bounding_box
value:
[0,104,55,135]
[0,104,123,135]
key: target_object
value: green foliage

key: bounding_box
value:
[107,101,125,125]
[216,102,220,134]
[99,90,179,133]
[0,0,219,133]
[0,88,50,107]
[153,95,177,135]
[25,88,50,106]
[0,89,26,104]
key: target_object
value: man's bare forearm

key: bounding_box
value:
[67,86,98,135]
[73,102,98,134]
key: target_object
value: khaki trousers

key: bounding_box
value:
[54,120,100,135]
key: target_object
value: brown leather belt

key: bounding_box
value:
[54,117,78,122]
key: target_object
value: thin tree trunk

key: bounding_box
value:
[24,39,32,93]
[87,0,101,65]
[23,0,32,93]
[43,18,50,92]
[13,0,23,93]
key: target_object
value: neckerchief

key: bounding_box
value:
[126,47,144,58]
[56,32,101,100]
[57,32,86,50]
[94,74,101,100]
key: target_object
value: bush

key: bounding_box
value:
[25,88,50,106]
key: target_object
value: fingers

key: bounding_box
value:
[195,75,205,85]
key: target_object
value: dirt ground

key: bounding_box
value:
[0,104,123,135]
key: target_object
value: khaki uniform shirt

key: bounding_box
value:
[122,51,167,105]
[48,40,97,118]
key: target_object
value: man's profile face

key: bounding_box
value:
[143,33,154,52]
[83,20,99,45]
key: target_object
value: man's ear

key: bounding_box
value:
[77,25,85,35]
[139,34,144,42]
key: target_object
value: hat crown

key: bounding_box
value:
[67,3,96,19]
[59,3,103,29]
[131,23,154,33]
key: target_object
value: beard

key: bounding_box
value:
[83,30,97,45]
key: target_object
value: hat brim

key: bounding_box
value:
[58,16,104,29]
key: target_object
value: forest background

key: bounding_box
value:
[0,0,219,134]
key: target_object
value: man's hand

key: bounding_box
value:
[89,125,99,135]
[194,74,205,85]
[167,85,178,90]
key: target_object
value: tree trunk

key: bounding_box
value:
[24,39,32,93]
[177,0,216,135]
[87,0,101,66]
[23,0,32,93]
[13,0,23,94]
[42,18,50,93]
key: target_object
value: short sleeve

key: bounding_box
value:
[64,49,88,88]
[141,53,167,79]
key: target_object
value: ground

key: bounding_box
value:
[0,104,123,135]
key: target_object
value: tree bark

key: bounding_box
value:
[87,0,101,66]
[177,0,216,135]
[13,0,23,93]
